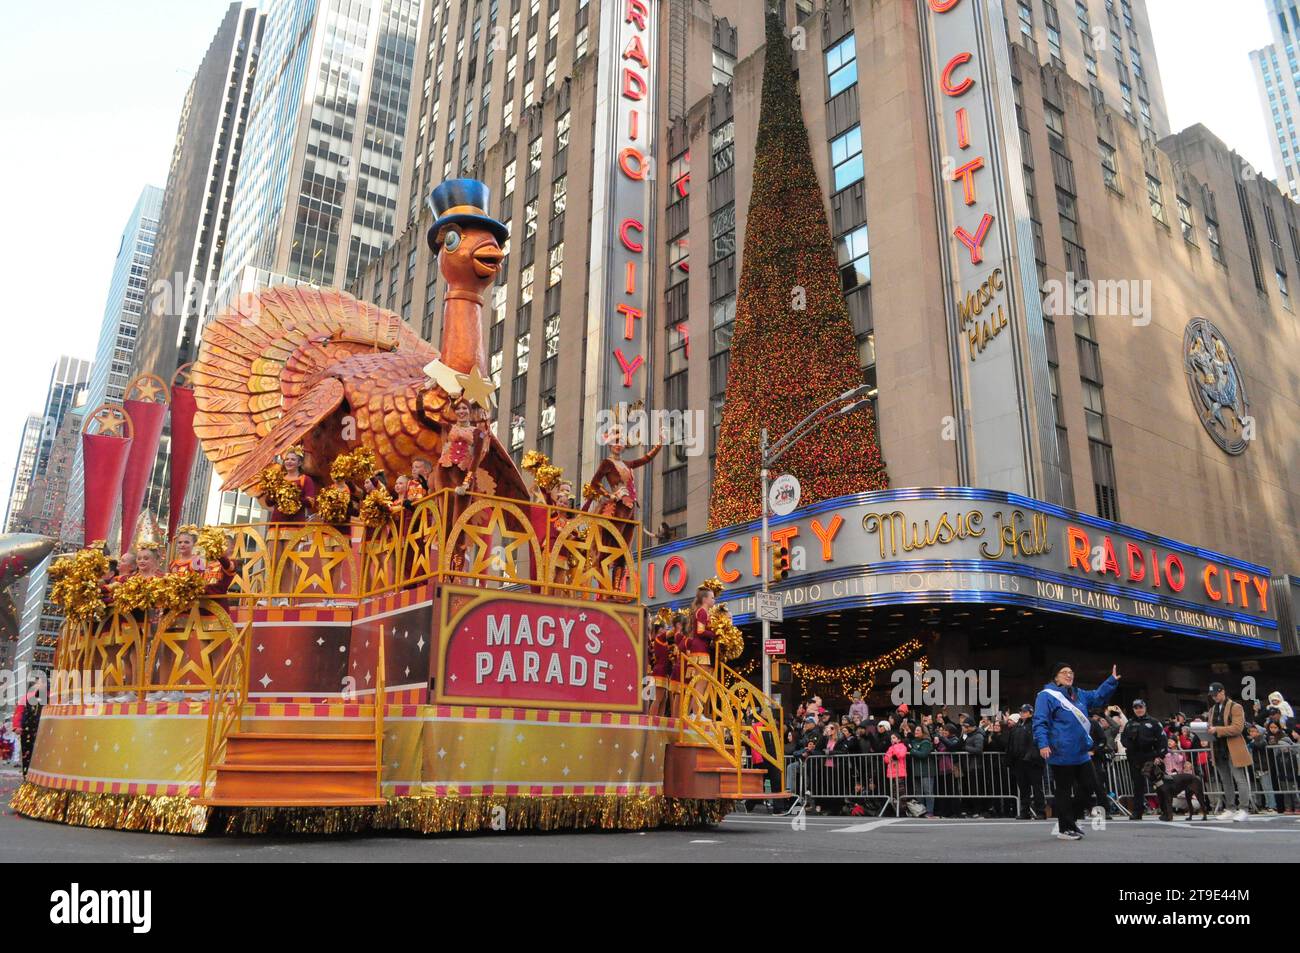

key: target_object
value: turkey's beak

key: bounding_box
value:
[471,242,504,278]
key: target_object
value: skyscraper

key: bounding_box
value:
[130,2,266,529]
[1251,0,1300,198]
[180,0,425,524]
[60,186,163,546]
[134,2,267,382]
[4,415,45,533]
[214,0,425,303]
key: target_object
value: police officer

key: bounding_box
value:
[1120,699,1165,820]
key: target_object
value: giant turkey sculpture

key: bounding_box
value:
[192,179,527,502]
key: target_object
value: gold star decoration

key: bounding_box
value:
[283,533,350,595]
[128,377,163,403]
[94,408,129,437]
[455,366,496,411]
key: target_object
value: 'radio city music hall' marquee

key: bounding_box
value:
[583,0,658,459]
[919,0,1064,503]
[643,488,1281,650]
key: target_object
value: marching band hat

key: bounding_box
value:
[427,178,509,251]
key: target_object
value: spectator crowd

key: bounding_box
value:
[763,684,1300,820]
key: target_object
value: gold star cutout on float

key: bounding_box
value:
[94,408,128,436]
[455,366,496,410]
[129,378,163,403]
[284,534,349,594]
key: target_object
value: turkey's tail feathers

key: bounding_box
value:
[193,286,436,487]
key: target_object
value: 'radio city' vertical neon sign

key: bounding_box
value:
[610,0,654,390]
[932,0,993,265]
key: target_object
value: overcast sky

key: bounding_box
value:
[0,0,1283,522]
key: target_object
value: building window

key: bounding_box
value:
[712,47,735,87]
[1146,175,1165,224]
[710,120,734,176]
[552,175,567,217]
[667,237,689,286]
[668,150,690,204]
[515,330,531,375]
[825,34,857,98]
[710,202,735,262]
[837,224,870,290]
[1099,140,1119,191]
[831,125,864,191]
[1177,196,1195,243]
[547,241,563,286]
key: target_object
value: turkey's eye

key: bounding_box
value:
[443,227,462,251]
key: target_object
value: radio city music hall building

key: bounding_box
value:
[350,0,1300,711]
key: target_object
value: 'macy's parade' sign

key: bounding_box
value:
[436,587,643,711]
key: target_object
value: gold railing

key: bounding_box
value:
[52,491,644,707]
[57,598,247,700]
[211,488,642,603]
[201,618,251,796]
[678,658,785,795]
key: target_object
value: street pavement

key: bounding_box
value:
[3,769,1297,862]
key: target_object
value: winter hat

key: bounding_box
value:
[1050,662,1073,679]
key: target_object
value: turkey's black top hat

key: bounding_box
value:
[426,178,510,251]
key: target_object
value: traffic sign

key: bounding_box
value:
[763,639,786,655]
[756,591,784,622]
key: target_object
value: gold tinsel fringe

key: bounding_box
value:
[216,795,728,835]
[9,782,209,835]
[10,783,729,837]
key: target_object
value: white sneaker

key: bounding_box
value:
[1234,809,1249,822]
[1214,808,1233,818]
[1054,830,1082,841]
[1261,808,1278,815]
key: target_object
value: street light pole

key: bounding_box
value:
[757,386,872,703]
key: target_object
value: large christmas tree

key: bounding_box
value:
[708,14,889,530]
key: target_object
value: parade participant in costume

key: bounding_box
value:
[99,558,119,607]
[169,527,202,574]
[267,447,317,522]
[409,457,433,501]
[583,417,663,593]
[522,450,576,589]
[686,579,722,671]
[135,543,166,578]
[648,608,676,718]
[114,551,138,582]
[669,610,690,716]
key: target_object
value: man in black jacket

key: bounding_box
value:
[1008,704,1045,819]
[1119,699,1165,820]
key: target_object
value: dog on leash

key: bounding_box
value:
[1141,759,1208,821]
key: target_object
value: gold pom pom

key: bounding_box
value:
[710,606,744,662]
[316,485,352,523]
[274,480,303,516]
[196,527,229,562]
[521,449,549,473]
[698,576,725,596]
[111,575,160,613]
[358,487,394,528]
[155,571,207,612]
[581,482,606,503]
[329,447,380,484]
[48,548,110,625]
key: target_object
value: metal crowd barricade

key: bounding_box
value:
[780,750,1020,817]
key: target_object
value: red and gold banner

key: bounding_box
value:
[437,585,644,711]
[119,375,170,553]
[168,366,199,541]
[80,406,133,549]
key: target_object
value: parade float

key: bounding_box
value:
[11,180,783,835]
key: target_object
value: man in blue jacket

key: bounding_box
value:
[1033,662,1120,841]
